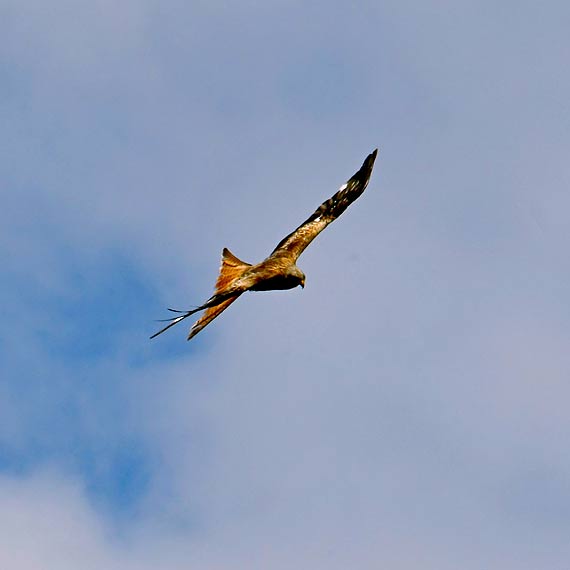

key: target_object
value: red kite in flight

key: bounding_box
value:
[151,149,378,340]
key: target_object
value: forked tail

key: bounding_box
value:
[150,248,251,340]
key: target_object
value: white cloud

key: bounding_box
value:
[0,471,119,570]
[2,0,570,568]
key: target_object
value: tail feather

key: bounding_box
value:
[186,248,251,340]
[150,248,251,340]
[214,248,251,291]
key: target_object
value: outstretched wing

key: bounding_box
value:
[270,149,378,262]
[186,296,240,340]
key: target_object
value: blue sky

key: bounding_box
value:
[2,1,570,568]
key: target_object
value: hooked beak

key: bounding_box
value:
[300,278,305,289]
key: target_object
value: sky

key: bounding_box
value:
[1,0,570,568]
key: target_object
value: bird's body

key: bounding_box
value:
[151,149,378,341]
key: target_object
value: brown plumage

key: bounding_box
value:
[186,249,250,340]
[151,149,378,341]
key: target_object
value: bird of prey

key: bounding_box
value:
[151,149,378,341]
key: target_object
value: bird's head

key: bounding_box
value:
[287,266,305,289]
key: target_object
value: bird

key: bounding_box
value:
[151,149,378,341]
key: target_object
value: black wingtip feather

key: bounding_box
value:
[356,149,378,183]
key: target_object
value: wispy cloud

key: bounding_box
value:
[1,0,569,568]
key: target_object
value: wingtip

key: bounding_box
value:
[359,148,378,177]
